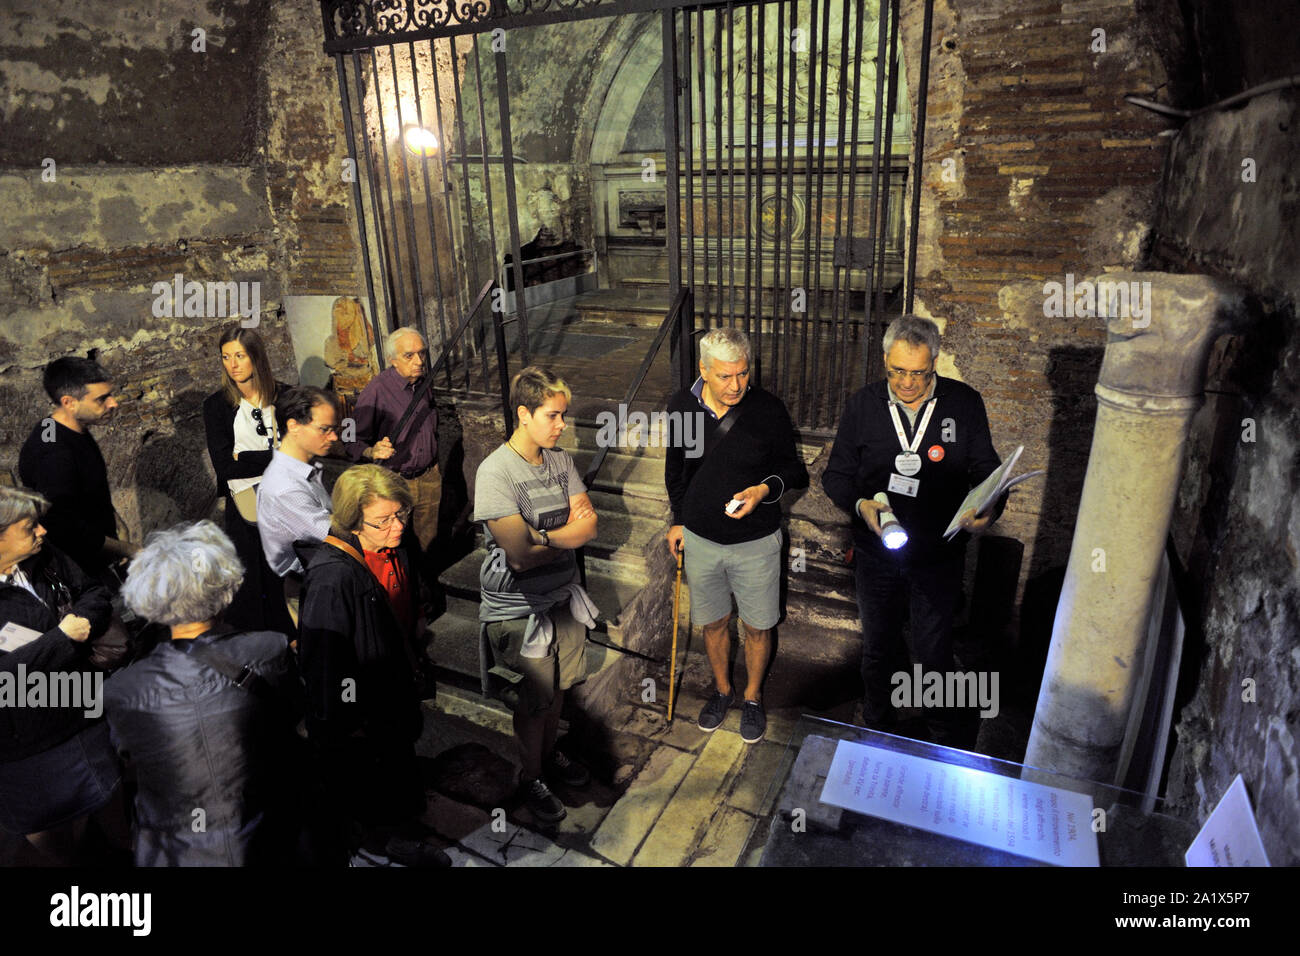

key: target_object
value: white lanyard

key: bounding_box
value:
[888,398,937,454]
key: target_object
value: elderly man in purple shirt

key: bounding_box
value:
[345,326,442,601]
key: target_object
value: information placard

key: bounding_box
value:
[1184,774,1270,867]
[819,740,1100,867]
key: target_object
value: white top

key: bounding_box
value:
[227,397,279,496]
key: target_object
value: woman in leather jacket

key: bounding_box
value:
[105,520,300,866]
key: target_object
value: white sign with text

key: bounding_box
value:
[819,740,1100,867]
[1184,774,1270,867]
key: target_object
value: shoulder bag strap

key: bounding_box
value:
[684,400,747,496]
[186,641,274,700]
[324,534,367,566]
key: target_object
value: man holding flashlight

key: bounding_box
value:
[822,315,1005,743]
[665,328,809,743]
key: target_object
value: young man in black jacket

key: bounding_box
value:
[18,357,137,581]
[664,328,809,743]
[822,315,1006,744]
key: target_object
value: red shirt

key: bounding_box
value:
[362,547,416,637]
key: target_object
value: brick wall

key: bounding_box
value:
[899,0,1173,610]
[0,0,365,537]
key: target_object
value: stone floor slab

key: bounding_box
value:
[589,745,696,866]
[726,740,791,817]
[689,806,757,867]
[632,730,746,867]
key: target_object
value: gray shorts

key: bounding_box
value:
[683,527,782,630]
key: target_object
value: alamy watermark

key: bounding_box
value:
[891,664,999,718]
[594,405,705,458]
[0,665,103,718]
[50,886,151,936]
[152,272,260,325]
[1042,274,1150,328]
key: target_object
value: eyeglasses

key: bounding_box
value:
[363,509,411,531]
[310,424,340,437]
[886,366,934,382]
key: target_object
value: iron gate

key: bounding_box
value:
[320,0,929,429]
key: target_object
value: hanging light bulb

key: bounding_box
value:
[403,124,439,156]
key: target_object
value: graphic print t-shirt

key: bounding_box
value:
[473,444,586,598]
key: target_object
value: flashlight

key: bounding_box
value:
[874,492,908,550]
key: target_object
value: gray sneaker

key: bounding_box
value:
[739,700,766,743]
[697,691,734,732]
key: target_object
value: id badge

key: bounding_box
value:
[887,473,920,497]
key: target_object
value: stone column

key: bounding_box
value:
[1025,272,1244,783]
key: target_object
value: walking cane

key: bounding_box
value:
[667,547,684,722]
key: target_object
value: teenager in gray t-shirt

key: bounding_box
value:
[474,444,585,599]
[470,367,600,825]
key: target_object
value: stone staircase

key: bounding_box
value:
[427,388,866,716]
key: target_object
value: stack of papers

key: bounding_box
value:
[944,445,1044,539]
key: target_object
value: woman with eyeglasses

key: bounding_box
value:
[293,464,448,867]
[0,486,128,864]
[202,323,294,633]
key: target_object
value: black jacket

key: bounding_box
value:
[202,384,288,498]
[664,384,810,545]
[295,533,421,747]
[822,375,1006,566]
[102,625,300,866]
[0,543,113,762]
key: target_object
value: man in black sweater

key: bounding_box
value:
[18,357,137,581]
[665,328,809,744]
[822,315,1005,744]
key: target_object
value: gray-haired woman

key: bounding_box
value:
[104,520,301,866]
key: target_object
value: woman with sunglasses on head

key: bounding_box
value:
[202,323,294,634]
[293,464,448,867]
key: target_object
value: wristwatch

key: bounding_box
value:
[539,529,551,547]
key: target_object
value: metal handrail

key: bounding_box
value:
[582,286,693,490]
[575,285,692,656]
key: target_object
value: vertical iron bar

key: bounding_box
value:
[755,2,766,383]
[797,0,820,425]
[713,10,724,331]
[495,46,531,366]
[415,39,456,391]
[389,45,430,344]
[770,0,785,391]
[493,304,513,435]
[745,5,757,366]
[682,11,696,299]
[726,4,736,332]
[808,0,832,426]
[839,0,867,399]
[471,39,503,318]
[697,8,709,330]
[905,0,935,316]
[825,0,852,424]
[872,0,901,355]
[352,51,396,331]
[450,37,486,392]
[662,10,682,305]
[335,55,383,357]
[781,0,799,400]
[862,1,890,385]
[370,47,411,328]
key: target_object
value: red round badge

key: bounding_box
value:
[927,444,945,462]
